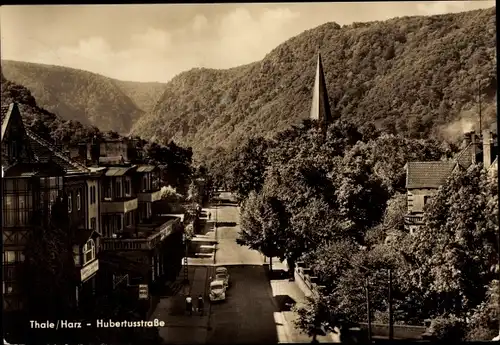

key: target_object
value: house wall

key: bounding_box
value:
[65,178,88,230]
[87,179,100,232]
[407,188,437,213]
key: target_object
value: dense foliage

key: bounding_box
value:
[1,60,166,133]
[231,113,498,340]
[131,7,496,161]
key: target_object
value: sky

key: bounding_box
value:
[0,1,495,83]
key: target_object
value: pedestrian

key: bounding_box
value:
[197,294,204,315]
[185,295,193,316]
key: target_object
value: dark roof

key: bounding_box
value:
[136,165,156,173]
[105,166,136,177]
[72,229,101,246]
[455,143,475,169]
[26,130,89,173]
[98,251,149,275]
[3,161,66,177]
[406,161,457,189]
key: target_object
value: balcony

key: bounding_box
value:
[101,198,138,214]
[101,216,182,252]
[137,190,162,203]
[404,214,424,225]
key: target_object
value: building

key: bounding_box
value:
[2,102,185,322]
[2,103,104,317]
[79,137,184,291]
[403,129,498,233]
[2,103,68,313]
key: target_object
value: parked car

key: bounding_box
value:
[209,280,226,302]
[215,267,230,287]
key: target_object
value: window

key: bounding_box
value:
[83,239,95,264]
[143,176,148,191]
[92,186,97,204]
[125,180,131,195]
[3,282,16,294]
[424,196,431,205]
[116,181,122,198]
[68,193,73,213]
[10,141,17,159]
[77,190,81,211]
[90,217,96,230]
[3,251,16,263]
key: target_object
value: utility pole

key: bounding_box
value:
[365,276,372,343]
[388,269,394,340]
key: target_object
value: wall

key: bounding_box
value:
[87,179,100,232]
[407,188,436,213]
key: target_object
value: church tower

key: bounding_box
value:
[309,51,333,134]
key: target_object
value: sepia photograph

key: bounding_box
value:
[1,1,498,344]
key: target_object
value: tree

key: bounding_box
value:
[294,293,332,341]
[403,165,498,322]
[237,191,290,263]
[226,137,269,202]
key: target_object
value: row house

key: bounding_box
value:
[403,129,498,234]
[70,136,184,291]
[2,102,185,323]
[1,103,100,317]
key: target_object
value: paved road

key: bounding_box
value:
[153,192,337,343]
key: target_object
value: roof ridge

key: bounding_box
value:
[26,130,89,172]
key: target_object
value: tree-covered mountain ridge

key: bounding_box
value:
[1,60,167,134]
[130,7,496,160]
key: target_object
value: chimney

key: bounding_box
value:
[463,132,473,148]
[90,136,101,166]
[78,143,88,166]
[483,130,493,169]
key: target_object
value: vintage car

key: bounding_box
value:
[215,267,230,287]
[209,280,226,302]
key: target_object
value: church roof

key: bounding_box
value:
[310,52,333,128]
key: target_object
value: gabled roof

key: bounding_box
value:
[26,130,89,174]
[1,103,24,142]
[405,161,457,189]
[310,52,333,128]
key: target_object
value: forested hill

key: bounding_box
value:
[1,60,166,134]
[1,72,101,144]
[131,7,496,159]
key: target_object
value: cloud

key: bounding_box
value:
[416,1,494,16]
[8,7,303,82]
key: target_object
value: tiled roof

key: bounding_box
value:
[406,161,457,189]
[455,143,475,169]
[25,129,89,173]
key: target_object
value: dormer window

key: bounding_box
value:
[83,239,96,265]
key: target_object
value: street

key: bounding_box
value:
[152,192,338,344]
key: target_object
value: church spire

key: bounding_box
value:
[310,50,333,133]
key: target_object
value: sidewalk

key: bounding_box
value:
[150,207,216,344]
[150,265,214,344]
[269,259,340,343]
